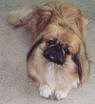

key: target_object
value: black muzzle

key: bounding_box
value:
[43,39,67,65]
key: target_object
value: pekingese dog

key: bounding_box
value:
[8,1,90,100]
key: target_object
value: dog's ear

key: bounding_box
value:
[25,7,53,39]
[27,33,43,61]
[79,42,90,84]
[76,15,90,84]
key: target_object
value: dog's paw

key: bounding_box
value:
[55,90,69,100]
[39,85,54,98]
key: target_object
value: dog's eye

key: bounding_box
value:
[62,44,70,54]
[47,39,57,45]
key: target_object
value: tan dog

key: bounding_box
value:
[8,1,90,100]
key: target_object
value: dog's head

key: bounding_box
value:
[27,4,90,84]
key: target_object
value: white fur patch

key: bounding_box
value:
[39,85,54,98]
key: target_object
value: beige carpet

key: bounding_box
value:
[0,0,95,104]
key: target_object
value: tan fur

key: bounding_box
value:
[8,1,90,100]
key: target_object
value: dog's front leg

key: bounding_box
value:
[54,81,72,101]
[39,63,56,99]
[53,74,71,100]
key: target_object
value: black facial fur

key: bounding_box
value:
[43,39,69,65]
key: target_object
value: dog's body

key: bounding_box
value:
[8,1,90,100]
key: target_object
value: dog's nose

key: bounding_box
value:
[43,41,66,65]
